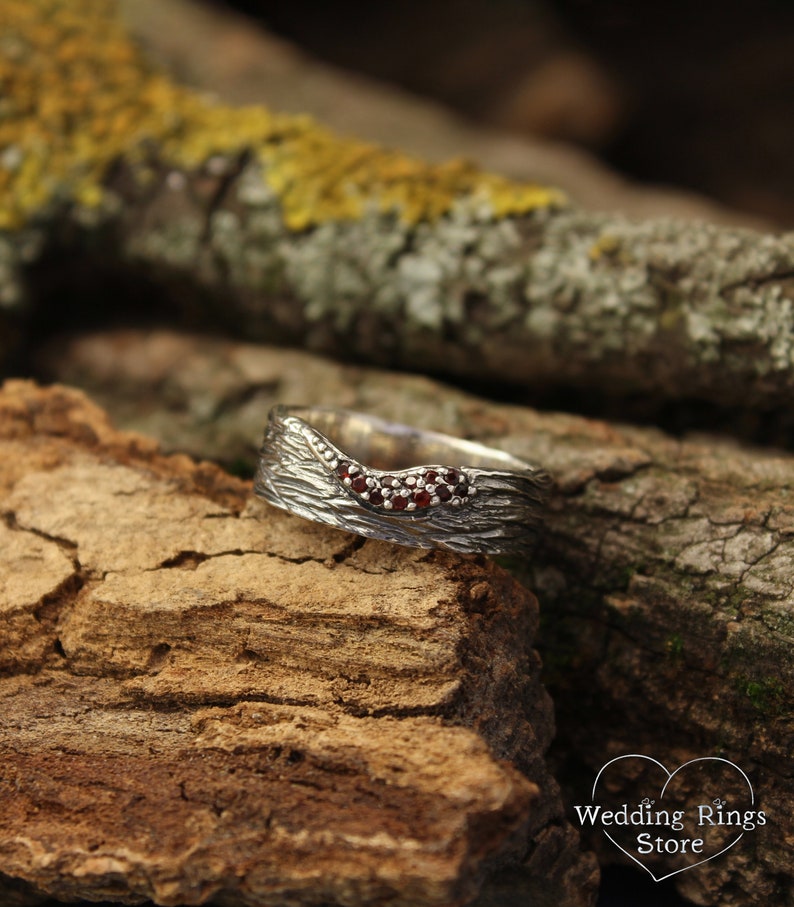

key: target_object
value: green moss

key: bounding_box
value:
[665,633,684,659]
[700,586,750,616]
[618,564,638,588]
[225,456,255,481]
[735,674,786,714]
[0,0,566,232]
[492,554,528,575]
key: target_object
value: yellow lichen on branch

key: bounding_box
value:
[0,0,566,232]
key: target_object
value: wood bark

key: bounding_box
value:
[1,0,792,416]
[42,329,794,907]
[0,379,597,907]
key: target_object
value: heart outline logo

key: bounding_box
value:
[591,754,755,882]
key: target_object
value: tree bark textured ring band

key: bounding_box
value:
[254,405,552,557]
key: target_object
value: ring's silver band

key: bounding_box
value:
[254,405,552,557]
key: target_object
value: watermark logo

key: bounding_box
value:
[573,754,765,881]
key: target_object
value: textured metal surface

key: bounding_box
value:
[254,406,552,557]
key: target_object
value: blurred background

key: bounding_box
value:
[199,0,794,227]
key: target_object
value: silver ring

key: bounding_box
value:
[254,405,552,557]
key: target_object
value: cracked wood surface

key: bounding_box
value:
[43,329,794,907]
[0,379,597,907]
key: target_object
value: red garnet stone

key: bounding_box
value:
[391,494,408,511]
[412,490,431,507]
[351,476,368,493]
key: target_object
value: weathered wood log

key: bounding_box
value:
[118,0,761,227]
[0,379,597,907]
[42,329,794,906]
[1,0,793,417]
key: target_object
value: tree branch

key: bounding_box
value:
[1,1,793,416]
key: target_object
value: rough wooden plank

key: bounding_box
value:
[43,329,794,906]
[0,380,596,907]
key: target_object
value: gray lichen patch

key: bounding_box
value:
[242,190,532,349]
[523,212,794,377]
[115,167,794,411]
[282,212,409,329]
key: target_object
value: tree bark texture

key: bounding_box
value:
[42,329,794,907]
[0,379,597,907]
[1,0,793,414]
